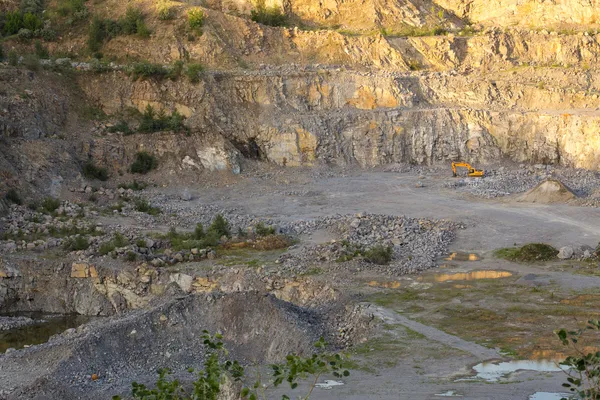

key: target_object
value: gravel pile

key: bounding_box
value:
[445,164,600,204]
[279,214,461,275]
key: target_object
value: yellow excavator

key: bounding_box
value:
[451,162,485,178]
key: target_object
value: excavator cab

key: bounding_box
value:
[451,162,484,178]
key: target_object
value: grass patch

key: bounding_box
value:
[494,243,558,263]
[363,245,393,265]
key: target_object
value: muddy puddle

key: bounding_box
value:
[0,312,93,353]
[420,270,513,283]
[444,252,481,261]
[467,360,563,382]
[529,393,571,400]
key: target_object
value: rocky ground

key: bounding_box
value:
[2,164,600,399]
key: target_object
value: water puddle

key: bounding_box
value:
[444,252,481,261]
[468,360,563,382]
[420,270,512,282]
[529,393,571,400]
[435,390,462,397]
[0,312,93,353]
[315,380,344,390]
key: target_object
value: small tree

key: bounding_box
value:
[208,214,230,238]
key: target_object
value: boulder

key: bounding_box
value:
[557,246,574,260]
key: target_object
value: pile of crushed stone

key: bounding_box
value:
[279,213,461,275]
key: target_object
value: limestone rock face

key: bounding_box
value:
[79,67,600,170]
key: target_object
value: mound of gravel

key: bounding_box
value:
[518,179,576,204]
[0,292,371,400]
[279,213,460,275]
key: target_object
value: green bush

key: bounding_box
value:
[56,0,86,17]
[185,62,204,83]
[255,221,275,236]
[118,6,149,37]
[113,232,127,247]
[82,161,109,181]
[41,197,60,213]
[125,251,137,261]
[0,45,4,61]
[134,198,160,215]
[4,11,24,35]
[208,214,230,238]
[129,61,169,81]
[137,105,186,133]
[21,54,40,70]
[22,12,43,30]
[130,151,158,174]
[157,2,175,20]
[168,60,183,80]
[250,1,287,27]
[67,235,89,251]
[8,51,18,66]
[99,241,115,255]
[363,245,393,265]
[494,243,558,263]
[113,333,350,400]
[187,8,204,31]
[34,40,49,58]
[5,189,23,205]
[193,223,204,239]
[118,180,147,191]
[107,120,132,135]
[20,0,44,14]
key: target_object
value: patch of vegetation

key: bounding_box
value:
[118,180,147,191]
[41,197,60,213]
[255,221,275,236]
[494,243,558,263]
[56,0,87,19]
[209,214,230,238]
[21,54,40,71]
[129,61,169,80]
[107,120,132,135]
[156,0,176,20]
[8,51,18,66]
[2,10,43,35]
[187,8,204,33]
[65,235,89,251]
[5,189,23,205]
[113,332,350,400]
[363,245,393,265]
[137,105,186,133]
[380,24,447,37]
[130,151,158,174]
[99,232,128,255]
[125,251,137,261]
[82,161,109,181]
[251,234,290,250]
[185,62,204,83]
[134,199,161,215]
[250,0,287,26]
[86,7,148,53]
[34,40,49,58]
[556,320,600,398]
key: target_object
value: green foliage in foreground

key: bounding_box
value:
[494,243,558,263]
[113,332,350,400]
[556,320,600,399]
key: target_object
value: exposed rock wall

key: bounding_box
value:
[79,67,600,170]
